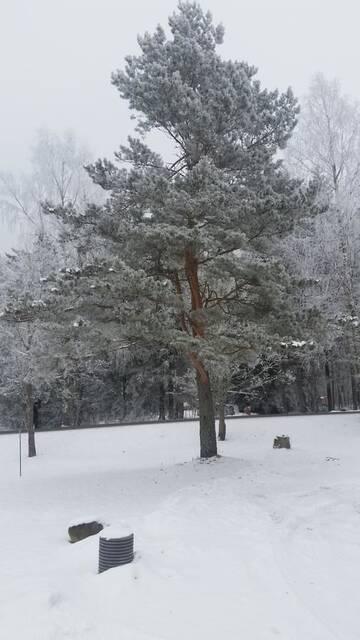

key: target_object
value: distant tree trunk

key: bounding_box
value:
[168,378,175,420]
[158,381,166,421]
[349,326,360,409]
[295,364,308,413]
[325,357,334,411]
[350,364,359,410]
[122,375,127,419]
[73,401,83,428]
[331,375,336,410]
[175,399,184,419]
[335,382,342,409]
[218,394,226,441]
[25,382,36,457]
[339,384,346,409]
[196,370,217,458]
[309,360,319,412]
[72,384,84,427]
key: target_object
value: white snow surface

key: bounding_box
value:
[101,525,134,540]
[68,515,107,529]
[1,414,360,639]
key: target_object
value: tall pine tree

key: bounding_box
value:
[51,2,317,457]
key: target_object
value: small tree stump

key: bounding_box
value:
[273,435,291,449]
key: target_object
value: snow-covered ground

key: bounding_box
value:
[1,414,360,639]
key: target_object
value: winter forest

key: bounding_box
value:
[1,2,360,459]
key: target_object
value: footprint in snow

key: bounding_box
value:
[48,592,64,608]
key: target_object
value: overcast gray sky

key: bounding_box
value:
[1,0,360,248]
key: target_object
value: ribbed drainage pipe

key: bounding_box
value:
[98,531,134,573]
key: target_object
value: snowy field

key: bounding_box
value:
[1,415,360,640]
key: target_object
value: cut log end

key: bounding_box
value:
[273,435,291,449]
[68,520,104,543]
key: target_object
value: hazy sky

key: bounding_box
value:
[1,0,360,248]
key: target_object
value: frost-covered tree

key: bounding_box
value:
[0,240,62,455]
[286,74,360,409]
[0,128,102,243]
[287,74,360,194]
[49,2,317,457]
[0,237,113,442]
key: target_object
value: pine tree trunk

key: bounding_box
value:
[295,364,307,413]
[158,381,166,421]
[218,395,226,441]
[25,382,36,458]
[175,399,184,419]
[73,400,83,428]
[325,356,334,411]
[196,371,217,458]
[182,247,217,457]
[168,378,175,420]
[350,364,358,410]
[122,375,127,419]
[309,360,319,412]
[334,380,341,409]
[350,326,360,409]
